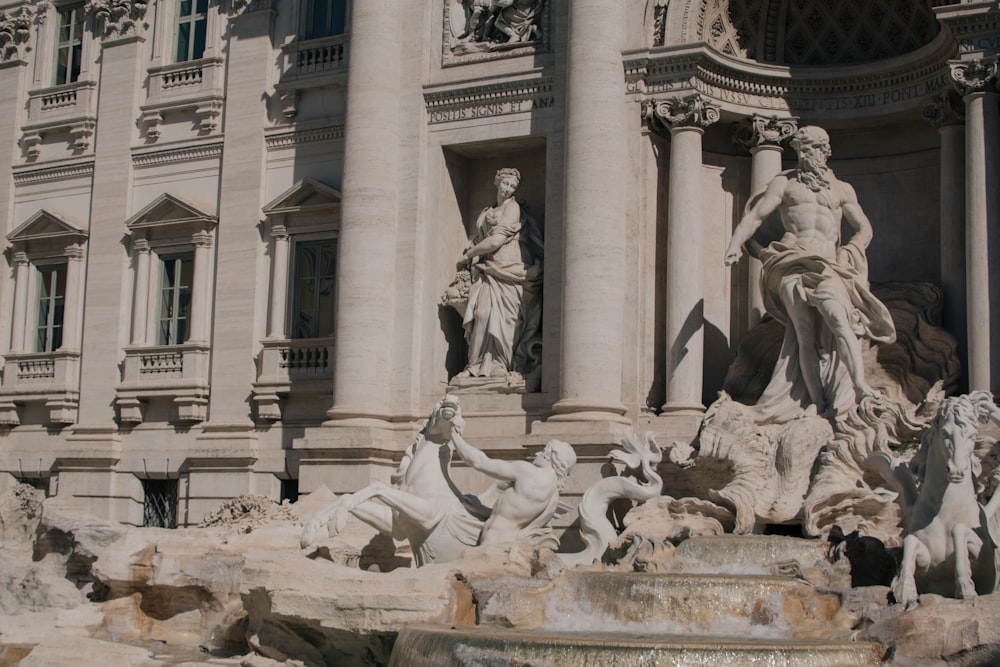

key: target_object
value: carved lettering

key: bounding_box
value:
[429,96,555,124]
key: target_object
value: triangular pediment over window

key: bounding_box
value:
[8,210,88,245]
[126,193,217,233]
[263,178,342,217]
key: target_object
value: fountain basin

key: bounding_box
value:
[388,625,884,666]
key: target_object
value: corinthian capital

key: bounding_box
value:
[733,115,798,153]
[0,4,34,62]
[949,58,998,97]
[922,92,965,128]
[86,0,148,39]
[645,94,721,136]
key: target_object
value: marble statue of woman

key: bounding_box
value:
[453,167,543,383]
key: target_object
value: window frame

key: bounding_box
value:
[174,0,209,63]
[53,2,85,86]
[290,237,338,340]
[33,261,68,354]
[300,0,348,40]
[156,252,194,346]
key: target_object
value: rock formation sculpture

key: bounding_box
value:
[869,391,1000,607]
[442,167,543,390]
[725,124,895,423]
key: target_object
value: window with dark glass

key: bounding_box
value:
[142,479,178,528]
[292,240,336,339]
[158,255,193,345]
[36,264,66,353]
[55,3,84,85]
[175,0,208,62]
[301,0,347,40]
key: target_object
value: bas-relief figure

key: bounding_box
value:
[725,125,896,423]
[442,167,543,390]
[450,0,544,47]
[301,395,572,566]
[870,392,1000,607]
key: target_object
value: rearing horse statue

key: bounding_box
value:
[301,395,482,566]
[869,391,1000,607]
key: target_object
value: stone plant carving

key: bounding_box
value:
[561,430,663,566]
[301,395,573,566]
[442,167,543,391]
[869,392,1000,607]
[725,125,896,423]
[450,0,544,48]
[0,5,33,62]
[86,0,147,38]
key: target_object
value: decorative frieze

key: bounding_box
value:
[733,115,798,152]
[85,0,148,39]
[424,75,554,125]
[644,94,720,136]
[132,141,222,168]
[12,160,94,186]
[264,124,344,151]
[0,4,34,62]
[949,57,999,97]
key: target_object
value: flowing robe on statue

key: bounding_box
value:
[753,238,896,423]
[463,207,527,377]
[495,0,543,41]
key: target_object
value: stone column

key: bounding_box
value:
[203,3,275,429]
[73,5,148,433]
[924,93,967,384]
[9,252,29,353]
[734,116,796,328]
[0,6,33,354]
[267,225,289,339]
[648,95,719,415]
[189,230,213,343]
[547,0,629,424]
[951,58,1000,392]
[61,245,86,350]
[325,0,401,426]
[130,239,150,345]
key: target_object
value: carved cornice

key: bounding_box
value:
[86,0,148,39]
[0,4,34,62]
[922,91,965,128]
[625,31,955,119]
[949,57,999,97]
[264,124,344,151]
[12,160,95,186]
[733,115,798,152]
[132,142,223,168]
[423,75,555,125]
[644,94,720,136]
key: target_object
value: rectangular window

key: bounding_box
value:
[55,3,84,85]
[158,255,193,346]
[292,240,337,339]
[175,0,208,62]
[36,264,66,353]
[142,479,178,528]
[302,0,346,40]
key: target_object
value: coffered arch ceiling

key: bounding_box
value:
[699,0,940,65]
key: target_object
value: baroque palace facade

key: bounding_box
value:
[0,0,996,527]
